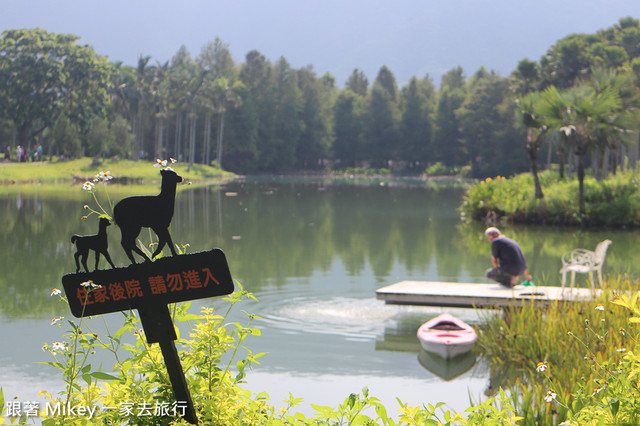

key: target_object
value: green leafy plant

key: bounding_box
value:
[476,274,640,424]
[424,162,469,177]
[460,169,640,226]
[35,284,265,425]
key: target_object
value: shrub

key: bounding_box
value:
[476,275,640,425]
[460,170,640,227]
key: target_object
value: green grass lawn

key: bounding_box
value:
[0,157,236,196]
[0,157,234,183]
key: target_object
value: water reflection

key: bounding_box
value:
[3,178,637,413]
[418,349,477,381]
[1,179,638,319]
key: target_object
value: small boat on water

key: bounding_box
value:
[417,313,477,360]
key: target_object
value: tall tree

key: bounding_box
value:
[238,50,277,171]
[332,89,364,167]
[589,66,640,177]
[600,17,640,59]
[346,68,369,96]
[516,92,547,198]
[198,37,235,80]
[295,66,332,169]
[440,66,465,90]
[221,83,259,173]
[0,29,110,150]
[374,65,398,102]
[363,66,400,168]
[149,61,170,160]
[537,84,629,217]
[197,39,237,168]
[433,86,465,166]
[267,57,302,171]
[456,71,514,177]
[365,85,397,168]
[540,34,593,89]
[511,58,540,95]
[108,62,137,129]
[131,55,152,160]
[167,46,202,164]
[398,76,433,168]
[213,78,243,168]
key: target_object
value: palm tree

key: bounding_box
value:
[537,85,623,217]
[212,78,243,169]
[516,92,547,199]
[196,38,239,169]
[148,62,170,160]
[196,75,234,168]
[108,62,136,122]
[167,53,204,166]
[589,66,640,177]
[534,86,573,179]
[132,55,152,160]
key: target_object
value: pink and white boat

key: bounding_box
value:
[417,313,477,359]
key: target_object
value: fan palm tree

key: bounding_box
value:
[589,66,640,177]
[537,84,623,218]
[535,86,574,179]
[516,92,547,199]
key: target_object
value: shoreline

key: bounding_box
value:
[0,161,469,187]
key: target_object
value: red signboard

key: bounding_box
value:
[62,249,234,318]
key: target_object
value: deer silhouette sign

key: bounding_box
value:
[114,168,183,264]
[71,217,116,273]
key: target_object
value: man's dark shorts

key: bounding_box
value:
[485,267,514,288]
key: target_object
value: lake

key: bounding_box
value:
[1,176,637,420]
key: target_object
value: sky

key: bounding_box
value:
[1,0,639,87]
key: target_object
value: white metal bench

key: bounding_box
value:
[560,239,612,292]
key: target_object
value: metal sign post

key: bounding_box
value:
[62,249,235,425]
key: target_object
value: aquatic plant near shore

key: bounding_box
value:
[477,274,640,424]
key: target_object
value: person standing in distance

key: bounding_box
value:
[485,227,532,288]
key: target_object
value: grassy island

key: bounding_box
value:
[460,169,640,227]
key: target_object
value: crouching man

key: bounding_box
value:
[485,227,532,288]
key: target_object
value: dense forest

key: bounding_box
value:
[0,17,639,178]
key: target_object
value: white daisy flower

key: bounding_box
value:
[544,389,557,402]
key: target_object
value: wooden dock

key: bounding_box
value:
[376,281,601,308]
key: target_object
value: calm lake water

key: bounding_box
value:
[1,177,639,419]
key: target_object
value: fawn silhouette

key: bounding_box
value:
[114,168,183,264]
[71,217,116,273]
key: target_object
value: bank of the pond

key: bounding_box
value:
[460,169,640,227]
[0,159,472,195]
[240,171,469,188]
[0,157,235,186]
